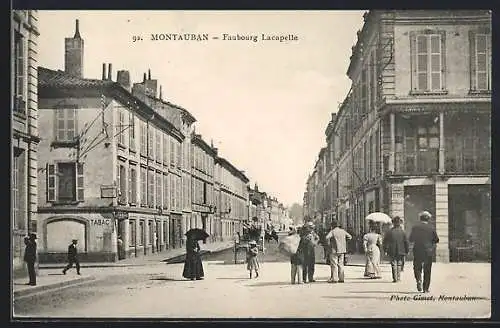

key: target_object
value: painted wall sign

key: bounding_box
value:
[90,219,111,226]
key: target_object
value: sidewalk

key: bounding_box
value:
[38,240,234,269]
[13,240,234,298]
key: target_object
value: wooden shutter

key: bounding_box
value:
[409,31,417,91]
[76,162,84,201]
[439,30,446,91]
[47,163,56,201]
[469,31,476,91]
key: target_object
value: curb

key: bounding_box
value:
[39,245,235,269]
[14,275,96,298]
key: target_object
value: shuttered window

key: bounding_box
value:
[469,31,491,91]
[46,162,84,202]
[410,30,446,93]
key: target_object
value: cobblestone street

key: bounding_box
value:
[14,259,490,319]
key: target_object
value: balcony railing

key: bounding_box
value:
[395,150,438,175]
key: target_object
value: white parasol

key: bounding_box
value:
[365,212,392,224]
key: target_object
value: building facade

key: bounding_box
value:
[191,134,217,242]
[304,10,491,263]
[214,157,249,240]
[12,10,40,277]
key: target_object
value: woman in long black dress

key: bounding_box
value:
[182,237,204,280]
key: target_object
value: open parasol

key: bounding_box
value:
[185,228,209,241]
[365,212,392,224]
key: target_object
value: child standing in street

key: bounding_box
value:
[290,229,304,284]
[247,240,260,278]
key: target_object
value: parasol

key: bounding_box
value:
[365,212,392,224]
[185,228,209,241]
[278,233,301,256]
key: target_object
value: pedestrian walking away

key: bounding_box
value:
[383,216,409,282]
[63,239,81,275]
[24,233,37,286]
[301,221,319,283]
[246,240,260,278]
[409,211,439,293]
[325,220,352,283]
[363,222,382,279]
[289,229,304,284]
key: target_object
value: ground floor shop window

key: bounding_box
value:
[448,184,490,262]
[129,220,136,246]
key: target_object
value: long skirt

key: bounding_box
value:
[364,246,381,278]
[183,253,204,279]
[247,256,260,271]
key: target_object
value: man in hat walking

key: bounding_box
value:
[62,239,81,275]
[409,211,439,293]
[383,216,409,283]
[24,233,37,286]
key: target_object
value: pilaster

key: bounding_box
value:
[435,179,449,262]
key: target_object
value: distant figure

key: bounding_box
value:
[117,235,124,260]
[246,240,260,278]
[363,222,382,279]
[409,211,439,293]
[301,222,319,283]
[326,220,352,283]
[24,234,37,286]
[182,237,204,280]
[63,239,81,275]
[383,216,409,282]
[289,229,304,284]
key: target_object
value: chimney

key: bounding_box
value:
[102,63,106,80]
[159,85,163,99]
[74,19,81,38]
[148,69,151,80]
[64,19,84,78]
[143,73,146,82]
[107,63,112,80]
[117,70,131,91]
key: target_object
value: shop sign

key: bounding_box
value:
[90,219,111,226]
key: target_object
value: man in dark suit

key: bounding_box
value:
[409,211,439,293]
[383,216,409,283]
[24,233,37,286]
[62,239,81,275]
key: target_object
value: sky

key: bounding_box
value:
[37,10,366,207]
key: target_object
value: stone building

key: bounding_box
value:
[191,134,217,242]
[305,10,491,262]
[214,157,249,240]
[12,10,40,277]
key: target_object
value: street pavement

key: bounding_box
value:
[13,258,491,319]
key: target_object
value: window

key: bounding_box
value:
[470,31,491,92]
[361,68,368,116]
[139,220,145,246]
[148,169,155,207]
[170,174,176,210]
[140,120,147,155]
[140,166,147,206]
[411,31,446,93]
[370,51,377,110]
[176,176,182,210]
[55,108,78,141]
[129,220,136,246]
[118,108,126,145]
[163,174,169,210]
[163,221,168,248]
[156,172,162,208]
[148,126,155,159]
[13,151,22,230]
[117,163,127,204]
[47,162,84,202]
[129,113,136,150]
[177,143,182,168]
[163,135,168,164]
[129,166,137,204]
[13,32,26,113]
[170,139,176,166]
[156,130,162,163]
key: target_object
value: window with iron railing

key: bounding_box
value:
[13,32,26,115]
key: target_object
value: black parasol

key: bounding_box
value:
[185,228,209,241]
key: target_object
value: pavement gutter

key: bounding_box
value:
[14,275,96,298]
